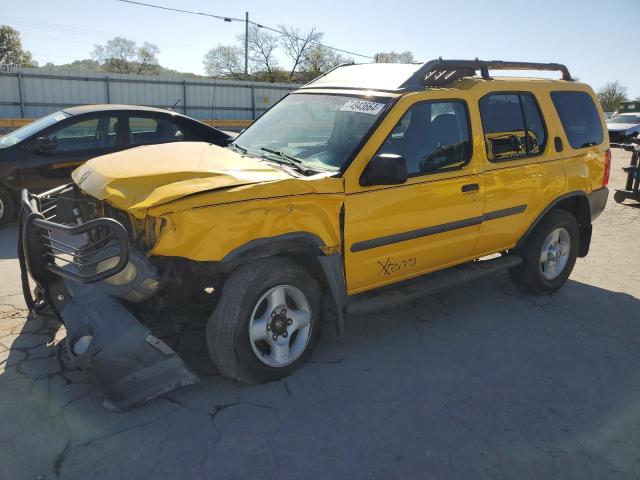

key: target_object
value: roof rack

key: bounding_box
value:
[400,58,573,89]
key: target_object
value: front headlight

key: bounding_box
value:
[97,256,138,286]
[92,246,161,302]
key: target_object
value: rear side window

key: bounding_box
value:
[128,116,184,146]
[550,91,603,149]
[479,92,546,161]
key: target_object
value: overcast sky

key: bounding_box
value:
[2,0,639,97]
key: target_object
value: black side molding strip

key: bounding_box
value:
[350,204,527,253]
[483,204,528,221]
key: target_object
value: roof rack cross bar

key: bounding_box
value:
[401,59,573,89]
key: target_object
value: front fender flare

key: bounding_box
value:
[219,232,348,340]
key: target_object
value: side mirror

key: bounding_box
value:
[33,136,57,153]
[360,153,408,186]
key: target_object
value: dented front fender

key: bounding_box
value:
[149,191,344,262]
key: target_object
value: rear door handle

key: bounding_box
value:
[461,183,479,193]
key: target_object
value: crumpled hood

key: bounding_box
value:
[72,142,291,217]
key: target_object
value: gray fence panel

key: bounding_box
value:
[0,75,21,117]
[0,68,300,121]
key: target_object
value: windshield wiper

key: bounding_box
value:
[259,147,303,164]
[258,147,314,175]
[228,142,247,154]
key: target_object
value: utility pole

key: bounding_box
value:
[244,11,249,78]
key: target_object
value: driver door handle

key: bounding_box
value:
[461,183,479,193]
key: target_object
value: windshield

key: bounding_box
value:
[234,93,391,172]
[0,111,71,148]
[609,115,640,124]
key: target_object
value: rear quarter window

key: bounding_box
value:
[550,91,603,149]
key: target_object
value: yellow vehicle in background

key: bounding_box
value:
[19,59,610,408]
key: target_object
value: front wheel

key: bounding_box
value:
[509,209,579,294]
[207,257,322,384]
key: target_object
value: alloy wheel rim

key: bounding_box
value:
[0,198,4,219]
[540,227,570,280]
[248,285,312,367]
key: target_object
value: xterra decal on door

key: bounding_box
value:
[377,256,417,276]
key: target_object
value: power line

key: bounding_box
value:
[3,14,198,50]
[115,0,374,60]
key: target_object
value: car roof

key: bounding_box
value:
[300,63,426,92]
[62,104,176,116]
[300,59,574,93]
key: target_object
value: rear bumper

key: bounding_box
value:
[588,187,608,222]
[19,186,199,409]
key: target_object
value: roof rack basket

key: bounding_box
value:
[401,59,573,88]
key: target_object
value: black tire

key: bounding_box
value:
[509,209,579,294]
[613,190,627,204]
[0,186,16,227]
[207,256,322,384]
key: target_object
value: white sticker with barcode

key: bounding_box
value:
[340,99,385,115]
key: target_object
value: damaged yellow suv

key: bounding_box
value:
[19,59,610,409]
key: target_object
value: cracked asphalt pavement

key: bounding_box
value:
[1,149,639,479]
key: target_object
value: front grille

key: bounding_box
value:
[22,186,131,284]
[37,184,134,237]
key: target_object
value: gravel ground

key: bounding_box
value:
[0,149,638,480]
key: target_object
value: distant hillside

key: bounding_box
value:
[40,59,205,79]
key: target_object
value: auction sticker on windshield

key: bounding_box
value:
[340,99,385,115]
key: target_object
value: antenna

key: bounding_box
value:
[168,98,182,111]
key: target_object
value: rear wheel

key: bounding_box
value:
[0,186,16,227]
[206,256,322,383]
[509,209,579,294]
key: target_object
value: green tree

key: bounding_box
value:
[299,45,352,82]
[374,51,414,63]
[597,81,628,112]
[0,25,37,67]
[92,37,160,75]
[203,44,245,79]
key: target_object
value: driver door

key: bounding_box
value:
[20,113,125,192]
[344,97,485,294]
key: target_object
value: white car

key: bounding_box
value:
[607,113,640,142]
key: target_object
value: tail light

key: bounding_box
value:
[603,148,611,187]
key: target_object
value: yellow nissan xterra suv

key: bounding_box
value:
[19,59,610,409]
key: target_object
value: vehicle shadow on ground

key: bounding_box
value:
[0,223,18,260]
[1,274,639,479]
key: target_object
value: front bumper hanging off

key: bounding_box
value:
[19,186,200,410]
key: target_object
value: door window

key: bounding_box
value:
[377,100,471,176]
[49,117,118,152]
[479,93,547,161]
[128,116,184,146]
